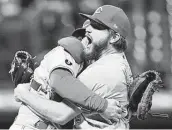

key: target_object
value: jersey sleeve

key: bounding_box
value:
[34,46,81,85]
[46,46,81,77]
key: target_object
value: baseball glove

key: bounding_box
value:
[9,51,37,87]
[128,70,163,120]
[72,28,86,41]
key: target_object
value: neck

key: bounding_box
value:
[96,44,119,60]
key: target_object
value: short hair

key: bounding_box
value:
[109,30,127,52]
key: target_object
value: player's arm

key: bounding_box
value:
[50,68,107,113]
[14,84,81,125]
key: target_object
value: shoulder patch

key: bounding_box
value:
[65,59,72,66]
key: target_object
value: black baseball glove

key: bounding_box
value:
[128,70,163,120]
[72,28,86,41]
[9,51,37,87]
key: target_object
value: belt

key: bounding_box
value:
[31,79,50,95]
[30,79,41,91]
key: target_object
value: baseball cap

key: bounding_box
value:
[79,5,131,38]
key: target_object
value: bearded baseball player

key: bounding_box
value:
[9,29,122,129]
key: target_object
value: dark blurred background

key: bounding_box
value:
[0,0,172,129]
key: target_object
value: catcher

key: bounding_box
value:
[9,30,123,129]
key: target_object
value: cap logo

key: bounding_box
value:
[95,7,103,14]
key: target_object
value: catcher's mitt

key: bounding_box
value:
[9,51,37,87]
[128,70,163,120]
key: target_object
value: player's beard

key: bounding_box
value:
[83,44,98,61]
[83,38,109,61]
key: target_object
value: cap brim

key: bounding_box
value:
[79,13,94,20]
[79,13,101,24]
[79,13,110,29]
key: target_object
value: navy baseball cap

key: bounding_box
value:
[79,5,131,38]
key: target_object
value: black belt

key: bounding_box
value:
[30,79,41,91]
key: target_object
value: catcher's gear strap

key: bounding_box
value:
[58,36,84,64]
[50,68,108,113]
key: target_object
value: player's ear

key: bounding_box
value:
[109,33,120,44]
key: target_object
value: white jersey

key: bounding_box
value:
[33,46,81,95]
[10,46,82,129]
[76,52,133,129]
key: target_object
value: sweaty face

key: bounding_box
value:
[81,20,110,60]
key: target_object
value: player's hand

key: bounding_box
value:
[102,99,122,122]
[14,83,30,102]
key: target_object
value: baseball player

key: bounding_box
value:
[73,5,133,129]
[10,34,122,129]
